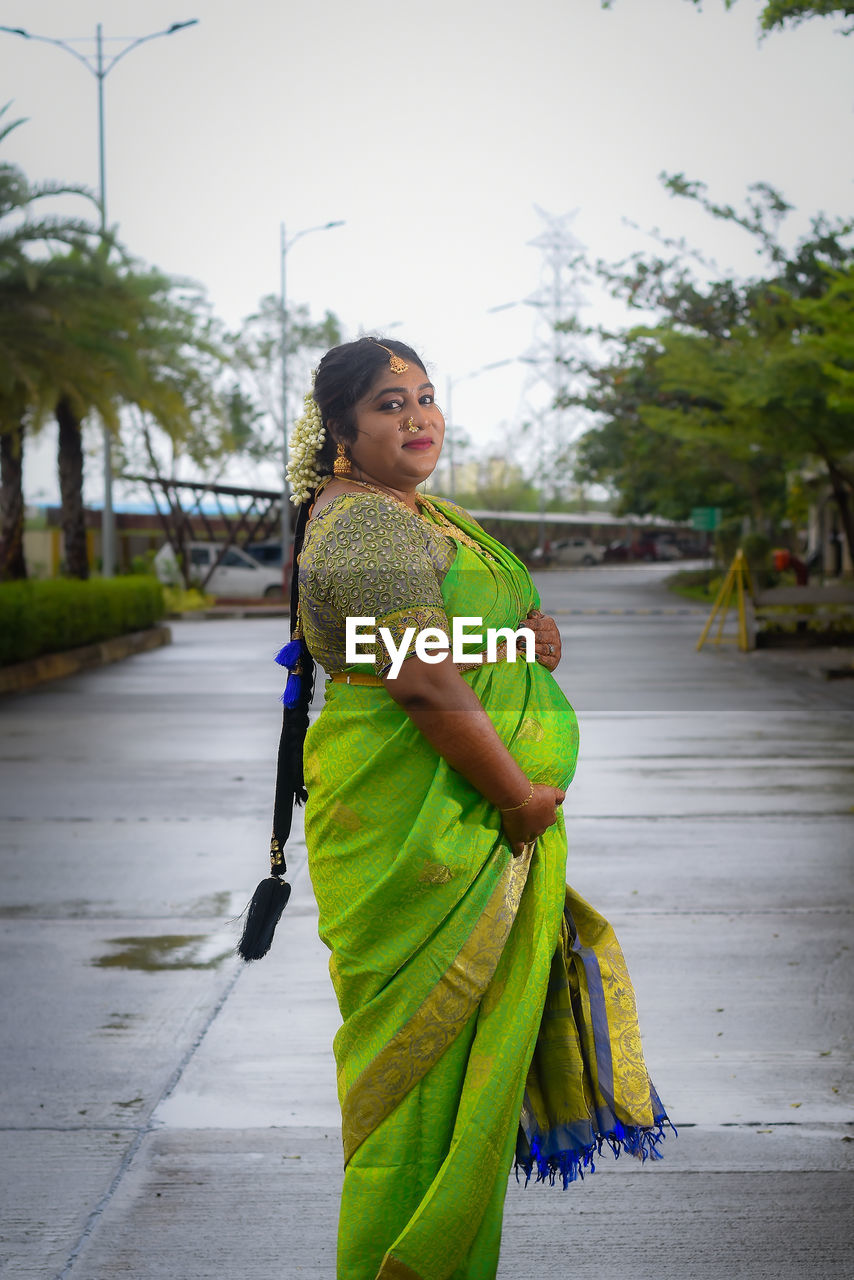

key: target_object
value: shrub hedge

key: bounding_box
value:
[0,577,165,667]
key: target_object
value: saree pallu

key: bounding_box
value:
[303,501,670,1280]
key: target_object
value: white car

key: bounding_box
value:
[650,536,680,561]
[154,541,284,599]
[550,537,605,566]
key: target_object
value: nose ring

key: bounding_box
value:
[406,417,420,434]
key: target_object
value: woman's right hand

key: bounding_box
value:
[502,785,566,857]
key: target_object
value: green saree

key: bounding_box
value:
[299,492,670,1280]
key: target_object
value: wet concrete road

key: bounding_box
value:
[1,565,852,1278]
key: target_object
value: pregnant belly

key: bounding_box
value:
[467,658,579,793]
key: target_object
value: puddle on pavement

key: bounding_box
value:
[0,901,96,919]
[186,890,246,919]
[93,933,234,971]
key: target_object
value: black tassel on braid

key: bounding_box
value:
[237,498,315,961]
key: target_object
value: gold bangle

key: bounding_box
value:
[499,781,534,812]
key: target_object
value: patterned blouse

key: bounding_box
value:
[299,491,458,676]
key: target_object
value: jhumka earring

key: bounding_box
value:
[333,442,352,477]
[406,417,420,434]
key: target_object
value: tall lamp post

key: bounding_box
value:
[0,19,199,577]
[280,219,344,594]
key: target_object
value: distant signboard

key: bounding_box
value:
[691,507,722,532]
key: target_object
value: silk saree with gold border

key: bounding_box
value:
[299,493,670,1280]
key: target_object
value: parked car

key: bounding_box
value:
[245,540,284,567]
[650,536,680,561]
[604,535,679,563]
[550,537,605,566]
[602,539,637,563]
[154,541,284,599]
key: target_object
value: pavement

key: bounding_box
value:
[1,564,852,1279]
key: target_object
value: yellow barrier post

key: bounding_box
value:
[697,549,754,653]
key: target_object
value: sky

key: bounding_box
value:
[3,0,853,506]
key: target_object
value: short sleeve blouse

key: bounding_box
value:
[298,492,456,675]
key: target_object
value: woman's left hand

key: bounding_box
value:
[524,609,561,672]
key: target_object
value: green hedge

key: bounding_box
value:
[0,577,165,667]
[667,568,722,602]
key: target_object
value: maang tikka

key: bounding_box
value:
[372,340,408,374]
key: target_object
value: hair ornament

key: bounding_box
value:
[286,375,326,504]
[371,339,408,374]
[275,634,305,708]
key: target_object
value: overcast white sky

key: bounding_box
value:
[3,0,852,505]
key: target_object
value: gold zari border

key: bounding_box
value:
[341,845,532,1164]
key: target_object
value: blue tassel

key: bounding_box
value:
[275,638,302,668]
[282,671,302,708]
[275,637,305,707]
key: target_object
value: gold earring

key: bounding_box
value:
[406,418,419,434]
[333,442,352,477]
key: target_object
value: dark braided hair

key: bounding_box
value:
[273,496,313,835]
[239,336,429,959]
[277,335,427,827]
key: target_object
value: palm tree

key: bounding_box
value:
[42,251,229,578]
[0,108,230,580]
[0,105,100,579]
[0,106,249,583]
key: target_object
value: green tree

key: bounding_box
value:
[569,179,854,557]
[3,238,232,579]
[602,0,854,33]
[0,107,101,579]
[574,348,788,521]
[48,256,234,577]
[113,275,234,485]
[229,296,342,467]
[687,0,854,33]
[790,264,854,412]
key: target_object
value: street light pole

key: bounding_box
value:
[95,24,114,577]
[280,222,290,598]
[279,218,344,595]
[0,19,199,577]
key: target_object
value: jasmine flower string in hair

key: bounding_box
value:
[286,374,326,504]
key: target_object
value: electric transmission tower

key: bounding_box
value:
[523,206,587,506]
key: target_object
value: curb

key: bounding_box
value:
[0,625,172,696]
[169,605,290,620]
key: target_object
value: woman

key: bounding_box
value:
[247,337,670,1280]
